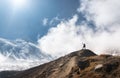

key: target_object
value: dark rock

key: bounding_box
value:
[69,49,96,57]
[103,61,119,73]
[0,71,20,78]
[77,60,90,70]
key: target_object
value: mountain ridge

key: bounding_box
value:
[0,38,52,71]
[1,49,120,78]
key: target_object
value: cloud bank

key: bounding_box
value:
[38,0,120,57]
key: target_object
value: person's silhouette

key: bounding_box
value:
[82,43,86,49]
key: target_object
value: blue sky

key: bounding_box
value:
[0,0,120,56]
[0,0,79,42]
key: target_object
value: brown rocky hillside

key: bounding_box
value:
[7,49,120,78]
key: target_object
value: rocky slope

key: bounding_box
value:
[2,49,120,78]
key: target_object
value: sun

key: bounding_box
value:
[11,0,27,8]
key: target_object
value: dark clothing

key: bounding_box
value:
[83,44,86,49]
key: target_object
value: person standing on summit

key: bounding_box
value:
[82,43,86,49]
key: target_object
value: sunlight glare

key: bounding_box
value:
[11,0,27,8]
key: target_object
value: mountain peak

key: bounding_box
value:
[68,49,96,57]
[0,38,52,71]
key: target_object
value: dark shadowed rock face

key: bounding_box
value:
[68,49,96,57]
[0,71,20,78]
[2,49,120,78]
[77,60,90,70]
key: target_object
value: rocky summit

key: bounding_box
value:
[1,49,120,78]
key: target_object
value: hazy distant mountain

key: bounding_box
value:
[7,49,120,78]
[0,38,52,71]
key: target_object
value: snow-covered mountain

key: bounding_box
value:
[0,38,52,71]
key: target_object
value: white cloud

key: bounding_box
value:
[79,0,120,28]
[38,0,120,57]
[42,18,48,26]
[0,53,6,63]
[49,16,64,25]
[38,15,82,57]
